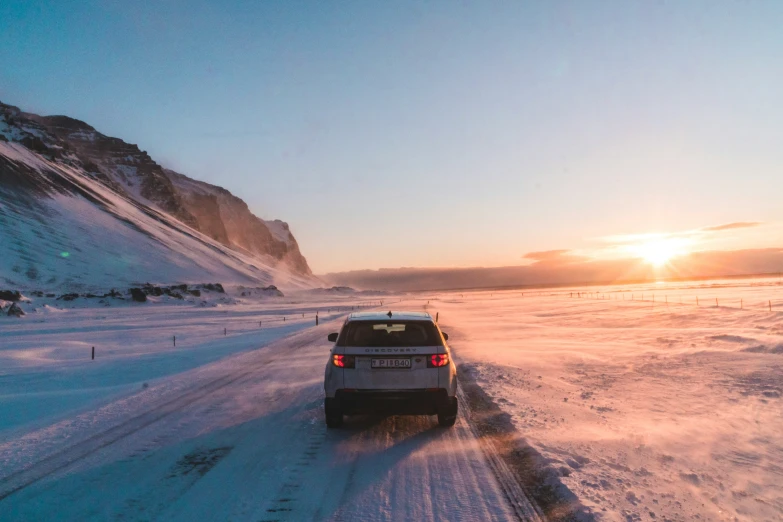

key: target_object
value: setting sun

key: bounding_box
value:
[629,237,690,266]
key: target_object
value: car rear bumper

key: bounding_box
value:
[334,388,451,415]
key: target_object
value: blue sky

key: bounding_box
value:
[2,1,782,273]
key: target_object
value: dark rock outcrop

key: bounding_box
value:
[237,285,284,298]
[143,284,164,297]
[138,284,205,298]
[7,303,25,317]
[0,290,21,301]
[130,288,147,302]
[262,285,284,297]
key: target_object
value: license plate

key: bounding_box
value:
[371,358,411,369]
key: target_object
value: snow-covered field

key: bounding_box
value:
[2,278,781,521]
[434,278,783,521]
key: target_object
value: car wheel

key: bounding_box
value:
[325,398,343,428]
[437,397,458,427]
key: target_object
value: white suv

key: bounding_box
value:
[323,311,458,428]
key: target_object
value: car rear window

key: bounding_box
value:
[338,321,444,347]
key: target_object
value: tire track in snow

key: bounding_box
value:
[0,332,318,503]
[310,414,517,522]
[0,369,255,502]
[456,386,546,521]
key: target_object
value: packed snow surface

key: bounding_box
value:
[0,293,518,521]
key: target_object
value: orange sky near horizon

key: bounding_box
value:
[563,221,781,268]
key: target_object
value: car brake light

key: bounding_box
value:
[428,353,449,368]
[332,354,355,368]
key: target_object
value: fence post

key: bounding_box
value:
[173,335,176,347]
[92,346,95,360]
[316,314,319,326]
[436,312,439,323]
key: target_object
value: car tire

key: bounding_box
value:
[437,397,458,427]
[325,398,343,428]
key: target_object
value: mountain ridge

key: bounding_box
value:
[0,100,315,292]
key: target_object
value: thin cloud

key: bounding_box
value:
[598,221,764,245]
[599,230,697,244]
[701,222,762,232]
[522,249,571,261]
[522,249,589,266]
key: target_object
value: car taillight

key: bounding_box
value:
[332,354,355,368]
[428,353,449,368]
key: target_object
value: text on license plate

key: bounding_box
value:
[371,358,411,369]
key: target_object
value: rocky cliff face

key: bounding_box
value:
[165,170,312,276]
[0,101,312,278]
[0,101,314,290]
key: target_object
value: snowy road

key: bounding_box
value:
[0,319,534,521]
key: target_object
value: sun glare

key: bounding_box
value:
[629,238,689,266]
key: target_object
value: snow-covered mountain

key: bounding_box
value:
[0,101,316,292]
